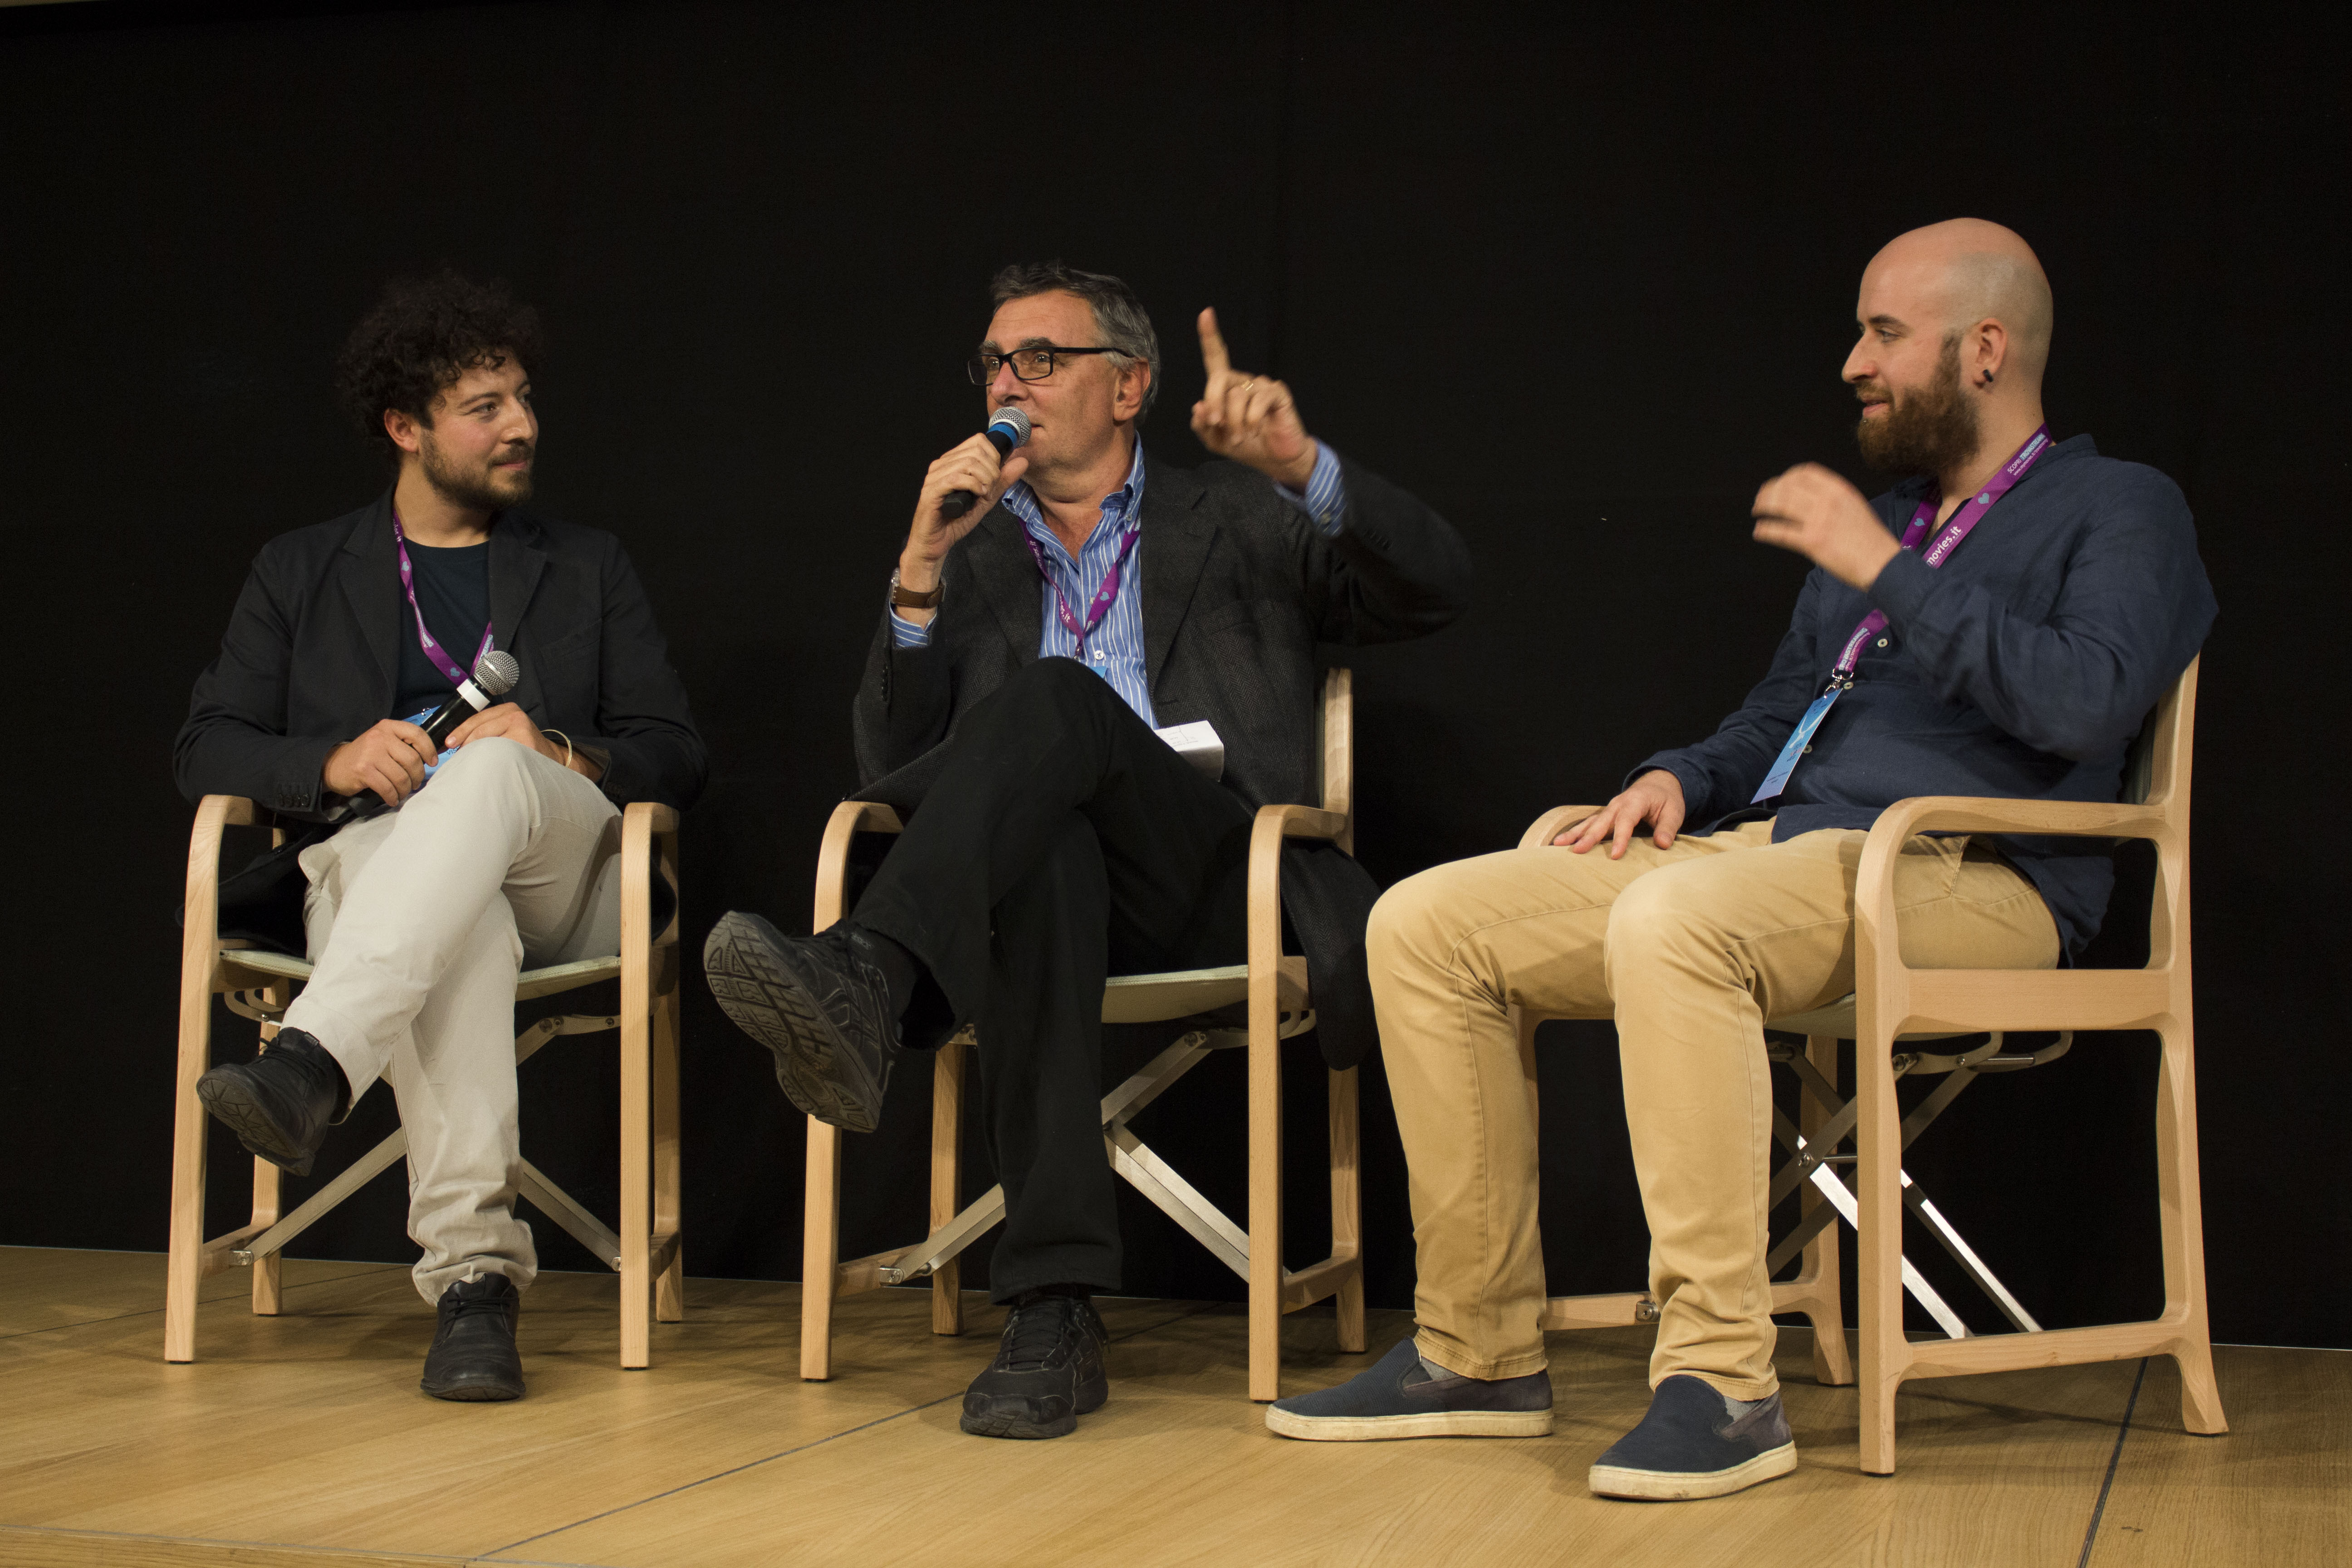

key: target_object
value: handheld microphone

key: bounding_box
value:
[347,649,522,819]
[938,407,1032,520]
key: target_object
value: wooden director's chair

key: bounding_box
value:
[801,669,1368,1402]
[165,794,685,1368]
[1518,657,2223,1473]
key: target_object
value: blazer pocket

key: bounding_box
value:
[1194,598,1286,637]
[530,622,601,670]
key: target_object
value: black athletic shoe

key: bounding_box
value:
[419,1274,525,1402]
[195,1027,346,1178]
[1588,1375,1796,1499]
[704,912,902,1133]
[960,1291,1110,1440]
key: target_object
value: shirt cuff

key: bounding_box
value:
[888,607,933,648]
[1273,441,1349,536]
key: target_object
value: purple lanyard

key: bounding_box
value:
[1023,521,1142,654]
[1825,425,2052,686]
[392,511,495,687]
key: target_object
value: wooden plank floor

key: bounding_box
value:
[0,1247,2340,1567]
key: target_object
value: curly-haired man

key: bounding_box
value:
[177,271,705,1400]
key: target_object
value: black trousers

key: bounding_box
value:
[855,659,1254,1301]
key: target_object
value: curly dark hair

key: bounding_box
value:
[334,270,544,458]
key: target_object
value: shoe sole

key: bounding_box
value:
[959,1366,1107,1440]
[704,912,886,1133]
[420,1377,524,1403]
[1264,1406,1554,1441]
[196,1070,318,1178]
[1588,1441,1798,1500]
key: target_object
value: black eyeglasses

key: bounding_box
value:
[966,345,1125,386]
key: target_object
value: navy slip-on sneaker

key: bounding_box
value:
[1588,1374,1797,1500]
[1265,1336,1553,1440]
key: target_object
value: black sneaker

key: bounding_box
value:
[196,1027,347,1178]
[1266,1335,1553,1440]
[704,913,902,1133]
[420,1274,525,1402]
[960,1291,1109,1440]
[1588,1375,1796,1499]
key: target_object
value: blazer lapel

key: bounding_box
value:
[334,490,403,701]
[966,507,1044,666]
[1140,458,1214,695]
[489,509,549,655]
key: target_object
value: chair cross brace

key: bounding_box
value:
[205,1010,629,1275]
[866,1017,1314,1291]
[1762,1031,2070,1340]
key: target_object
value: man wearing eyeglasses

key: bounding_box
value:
[706,261,1472,1439]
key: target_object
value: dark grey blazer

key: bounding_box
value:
[851,452,1473,1070]
[176,490,706,817]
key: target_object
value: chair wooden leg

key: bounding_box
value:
[166,806,229,1364]
[165,986,212,1363]
[2154,1017,2227,1434]
[801,1116,843,1379]
[1329,1065,1365,1354]
[1855,1015,1908,1475]
[931,1039,967,1336]
[1245,834,1286,1402]
[652,978,686,1324]
[250,1154,283,1316]
[1799,1034,1851,1385]
[618,929,653,1371]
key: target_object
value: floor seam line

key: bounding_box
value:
[480,1299,1225,1559]
[2075,1355,2147,1568]
[0,1266,403,1342]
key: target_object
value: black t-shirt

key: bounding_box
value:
[392,539,493,718]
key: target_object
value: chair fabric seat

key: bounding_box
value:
[216,945,623,1003]
[1767,994,1975,1044]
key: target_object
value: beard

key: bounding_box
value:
[419,432,534,512]
[1854,335,1979,480]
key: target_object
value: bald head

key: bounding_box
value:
[1867,218,2053,385]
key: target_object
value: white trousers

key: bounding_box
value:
[282,738,622,1303]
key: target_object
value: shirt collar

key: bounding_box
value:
[1006,436,1147,558]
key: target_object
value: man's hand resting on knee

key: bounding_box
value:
[1556,769,1686,858]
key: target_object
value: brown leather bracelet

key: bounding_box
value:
[889,568,943,609]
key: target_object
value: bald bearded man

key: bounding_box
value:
[1264,220,2215,1498]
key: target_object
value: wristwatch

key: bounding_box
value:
[889,567,943,609]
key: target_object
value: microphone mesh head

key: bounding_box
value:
[989,407,1032,447]
[473,649,521,696]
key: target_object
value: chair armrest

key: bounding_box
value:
[1245,805,1347,1021]
[1518,805,1606,852]
[621,802,682,948]
[1866,794,2170,847]
[623,801,680,835]
[1854,793,2180,977]
[814,801,904,930]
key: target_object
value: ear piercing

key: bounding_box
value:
[1980,369,1996,386]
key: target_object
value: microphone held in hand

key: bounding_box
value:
[347,650,522,819]
[938,407,1032,520]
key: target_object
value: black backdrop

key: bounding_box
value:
[6,1,2347,1350]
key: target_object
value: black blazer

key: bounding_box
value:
[851,452,1473,1070]
[176,490,706,817]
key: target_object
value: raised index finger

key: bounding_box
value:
[1196,307,1232,377]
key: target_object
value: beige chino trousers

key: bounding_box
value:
[281,738,623,1303]
[1368,819,2059,1398]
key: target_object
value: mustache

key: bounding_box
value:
[489,442,535,465]
[1853,382,1891,404]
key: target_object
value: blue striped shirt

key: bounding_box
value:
[891,439,1351,728]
